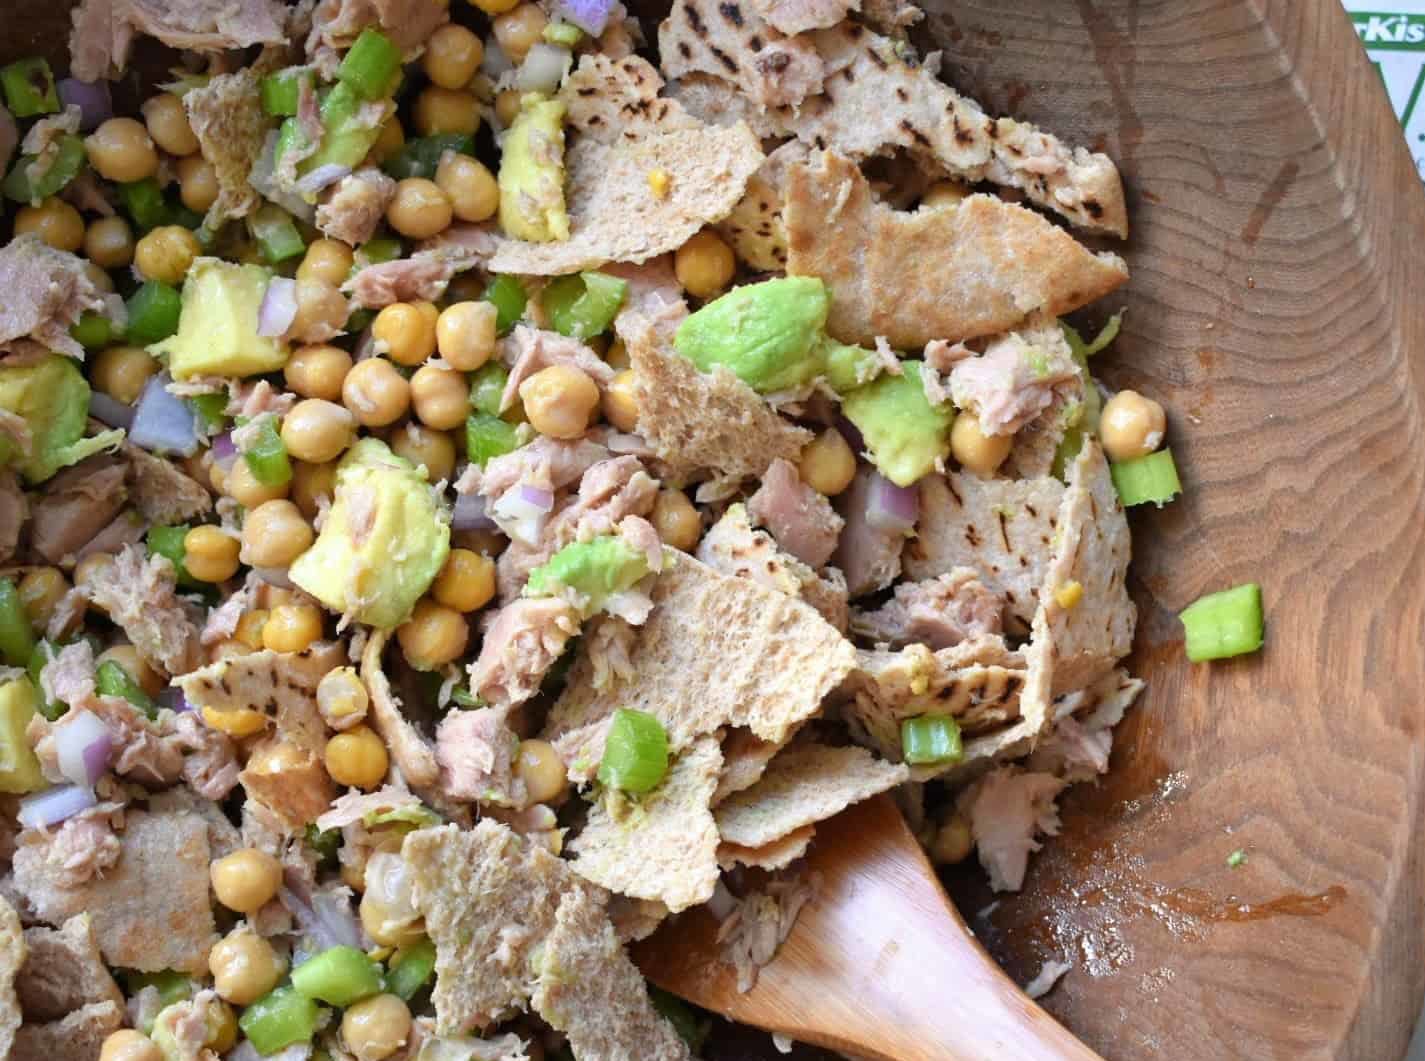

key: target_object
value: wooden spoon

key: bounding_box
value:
[634,794,1102,1061]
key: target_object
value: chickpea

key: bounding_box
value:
[432,548,496,612]
[183,525,241,583]
[295,239,353,288]
[413,86,480,138]
[226,458,290,508]
[519,364,600,439]
[652,489,702,551]
[364,117,405,169]
[18,567,69,633]
[133,224,201,284]
[516,739,568,805]
[386,178,453,239]
[281,399,356,463]
[435,152,499,223]
[241,499,315,568]
[317,666,369,727]
[176,154,218,214]
[601,370,639,433]
[96,644,163,697]
[15,197,85,252]
[202,702,268,736]
[291,459,338,519]
[929,813,974,865]
[92,343,157,405]
[342,993,412,1061]
[83,215,135,269]
[452,528,507,557]
[604,337,630,370]
[209,929,283,1005]
[85,117,158,182]
[397,600,469,671]
[424,24,484,88]
[285,343,353,401]
[74,553,116,605]
[343,358,411,427]
[471,0,520,14]
[494,89,522,128]
[493,3,549,63]
[390,423,456,483]
[798,427,857,496]
[100,1029,163,1061]
[141,92,199,155]
[234,609,270,651]
[1099,389,1167,463]
[435,301,496,373]
[410,364,469,430]
[674,229,735,300]
[325,724,389,790]
[210,848,282,914]
[262,603,324,653]
[373,302,437,366]
[290,277,350,343]
[921,180,971,210]
[950,411,1013,476]
[81,261,114,293]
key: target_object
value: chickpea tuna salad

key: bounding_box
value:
[0,0,1268,1057]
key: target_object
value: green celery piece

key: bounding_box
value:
[450,686,482,709]
[237,986,322,1055]
[650,987,710,1052]
[1179,583,1264,662]
[1110,447,1181,508]
[1061,313,1123,361]
[3,134,86,202]
[357,237,403,268]
[146,524,202,587]
[597,708,668,794]
[95,659,157,719]
[542,272,628,341]
[118,178,170,231]
[190,393,229,433]
[543,20,584,46]
[384,938,436,1000]
[900,714,963,766]
[346,308,374,333]
[468,362,509,418]
[169,202,204,231]
[482,275,526,335]
[1,58,58,117]
[243,417,293,488]
[299,82,388,177]
[305,823,341,866]
[274,115,312,176]
[70,311,118,350]
[250,203,307,264]
[0,579,35,668]
[465,413,519,468]
[123,971,195,1033]
[26,640,64,721]
[291,945,384,1006]
[381,133,475,181]
[339,28,403,100]
[125,280,182,344]
[260,68,312,116]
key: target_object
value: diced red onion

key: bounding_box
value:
[129,374,200,457]
[451,492,496,531]
[156,687,191,714]
[210,430,237,470]
[88,390,135,430]
[518,484,555,511]
[516,43,572,94]
[257,277,298,338]
[281,866,365,951]
[18,784,97,830]
[865,471,919,534]
[556,0,616,36]
[57,78,112,131]
[55,711,112,787]
[294,163,352,197]
[491,484,554,546]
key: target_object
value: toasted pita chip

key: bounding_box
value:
[487,123,763,276]
[714,140,808,271]
[10,1000,123,1061]
[714,726,795,805]
[560,53,700,144]
[658,0,824,109]
[184,69,267,227]
[718,824,815,871]
[608,895,671,943]
[904,471,1066,629]
[0,895,22,1058]
[715,742,908,848]
[569,737,722,912]
[785,151,1128,348]
[18,914,123,1022]
[361,629,439,788]
[546,554,856,780]
[241,733,338,830]
[177,643,343,754]
[663,72,789,138]
[750,0,855,34]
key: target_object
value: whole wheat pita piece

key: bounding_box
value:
[486,122,763,276]
[714,140,808,272]
[560,53,701,144]
[17,914,123,1022]
[545,553,856,780]
[714,742,908,848]
[662,71,790,139]
[714,726,796,805]
[718,824,816,871]
[903,470,1067,629]
[0,895,23,1058]
[784,151,1129,349]
[658,0,824,110]
[569,737,722,912]
[10,1000,123,1061]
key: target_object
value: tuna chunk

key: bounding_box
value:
[15,806,123,890]
[499,326,616,413]
[849,569,1004,649]
[307,0,451,59]
[958,766,1066,893]
[124,444,212,525]
[747,458,843,569]
[472,437,612,501]
[0,470,26,564]
[831,465,905,598]
[317,168,398,246]
[67,0,286,81]
[344,254,453,308]
[85,545,202,676]
[184,70,269,227]
[0,236,125,360]
[947,320,1081,436]
[468,597,581,709]
[435,706,525,807]
[28,456,129,566]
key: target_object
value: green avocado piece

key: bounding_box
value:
[150,258,289,380]
[524,534,651,618]
[0,353,124,484]
[498,95,569,243]
[0,678,46,794]
[841,360,954,487]
[290,438,451,629]
[674,277,882,393]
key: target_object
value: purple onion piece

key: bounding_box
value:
[451,492,496,532]
[18,784,97,830]
[88,390,135,430]
[57,78,112,131]
[864,470,919,534]
[129,374,200,457]
[210,430,237,469]
[156,687,191,714]
[54,710,113,787]
[556,0,616,36]
[257,276,298,338]
[293,163,351,197]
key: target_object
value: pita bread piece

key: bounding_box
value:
[718,823,816,871]
[0,895,21,1059]
[560,53,701,144]
[658,0,824,109]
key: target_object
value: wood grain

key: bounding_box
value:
[5,1,1422,1058]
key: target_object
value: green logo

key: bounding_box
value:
[1352,12,1425,50]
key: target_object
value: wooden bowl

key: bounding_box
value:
[9,1,1422,1057]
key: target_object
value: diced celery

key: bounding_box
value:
[542,271,628,340]
[0,578,35,668]
[147,523,205,587]
[384,938,436,1000]
[1,58,59,117]
[543,20,584,47]
[95,659,157,719]
[123,971,196,1033]
[118,178,170,232]
[70,311,117,350]
[249,203,307,264]
[381,134,475,181]
[300,82,388,176]
[482,275,526,335]
[597,708,668,794]
[190,393,229,433]
[356,237,403,268]
[125,280,182,344]
[237,986,321,1055]
[305,823,340,865]
[1110,447,1181,508]
[465,412,519,467]
[468,362,508,418]
[260,68,312,117]
[3,134,86,202]
[339,28,403,100]
[1061,313,1123,361]
[292,945,384,1006]
[1179,583,1264,662]
[900,714,963,766]
[26,640,64,722]
[243,417,293,487]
